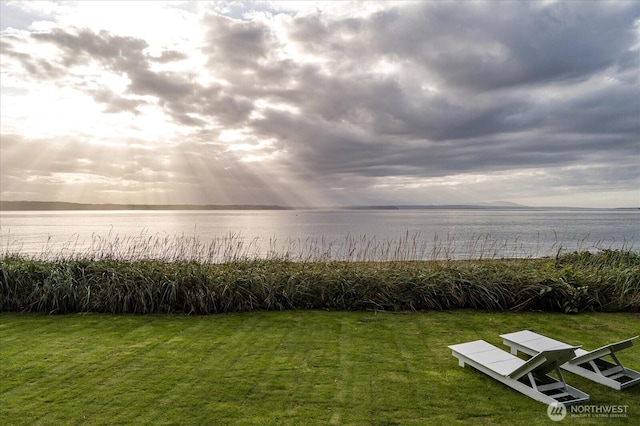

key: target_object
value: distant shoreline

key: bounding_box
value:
[1,200,637,211]
[0,201,292,211]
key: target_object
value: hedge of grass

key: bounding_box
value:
[1,250,638,314]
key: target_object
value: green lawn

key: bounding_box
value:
[1,311,639,425]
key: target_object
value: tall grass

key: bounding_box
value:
[2,231,638,314]
[1,230,634,262]
[1,249,638,314]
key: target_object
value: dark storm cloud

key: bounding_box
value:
[2,1,638,206]
[32,28,149,67]
[92,89,147,114]
[251,102,634,182]
[149,50,188,63]
[127,68,194,99]
[203,14,275,69]
[289,1,639,91]
[0,36,66,78]
[19,27,257,127]
[546,85,640,136]
[225,1,639,187]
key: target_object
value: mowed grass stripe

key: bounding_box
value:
[239,313,339,424]
[1,311,640,425]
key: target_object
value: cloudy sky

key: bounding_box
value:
[1,1,639,208]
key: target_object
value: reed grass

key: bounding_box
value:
[2,229,635,262]
[1,249,638,314]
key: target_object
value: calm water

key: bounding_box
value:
[0,209,638,261]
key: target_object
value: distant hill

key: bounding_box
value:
[474,201,525,207]
[393,204,524,210]
[342,201,528,210]
[0,201,292,211]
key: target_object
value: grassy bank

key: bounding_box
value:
[1,250,639,314]
[1,311,639,425]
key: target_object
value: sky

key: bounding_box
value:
[1,1,639,208]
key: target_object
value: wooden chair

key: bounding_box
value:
[449,339,589,405]
[501,330,640,390]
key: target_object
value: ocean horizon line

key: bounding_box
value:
[1,200,637,212]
